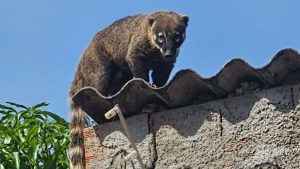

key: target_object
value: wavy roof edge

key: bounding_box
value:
[72,48,300,124]
[169,48,300,85]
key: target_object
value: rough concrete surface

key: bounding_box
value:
[84,114,155,169]
[84,83,300,169]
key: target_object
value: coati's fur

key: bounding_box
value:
[69,10,188,169]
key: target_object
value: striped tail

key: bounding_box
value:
[69,103,87,169]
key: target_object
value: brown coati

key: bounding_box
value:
[69,10,189,169]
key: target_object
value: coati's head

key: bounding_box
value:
[148,11,189,62]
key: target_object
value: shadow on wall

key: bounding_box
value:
[150,84,294,138]
[93,113,150,144]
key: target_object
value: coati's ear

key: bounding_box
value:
[181,15,189,26]
[148,16,155,27]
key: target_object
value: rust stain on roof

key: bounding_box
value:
[72,48,300,124]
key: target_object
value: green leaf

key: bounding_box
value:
[9,116,17,128]
[0,104,16,113]
[17,110,30,122]
[0,109,14,116]
[6,102,27,109]
[31,102,48,110]
[18,132,26,143]
[4,135,11,144]
[40,111,67,123]
[44,156,54,169]
[34,114,47,123]
[13,152,20,169]
[0,126,13,137]
[22,118,39,127]
[27,126,40,142]
[33,144,40,164]
[1,114,14,124]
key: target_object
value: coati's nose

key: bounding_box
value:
[163,49,176,61]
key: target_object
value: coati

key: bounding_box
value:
[69,10,189,169]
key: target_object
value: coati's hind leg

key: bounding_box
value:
[92,61,115,97]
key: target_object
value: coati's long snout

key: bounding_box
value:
[161,42,180,61]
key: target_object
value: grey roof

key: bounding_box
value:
[72,48,300,124]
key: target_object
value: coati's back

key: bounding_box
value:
[68,14,147,98]
[69,11,188,169]
[94,14,147,59]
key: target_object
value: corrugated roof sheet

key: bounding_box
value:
[72,48,300,124]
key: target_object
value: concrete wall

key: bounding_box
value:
[83,83,300,169]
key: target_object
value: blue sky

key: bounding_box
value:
[1,1,300,120]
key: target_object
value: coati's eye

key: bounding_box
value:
[157,32,164,43]
[174,32,181,43]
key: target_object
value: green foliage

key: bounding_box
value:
[0,102,70,169]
